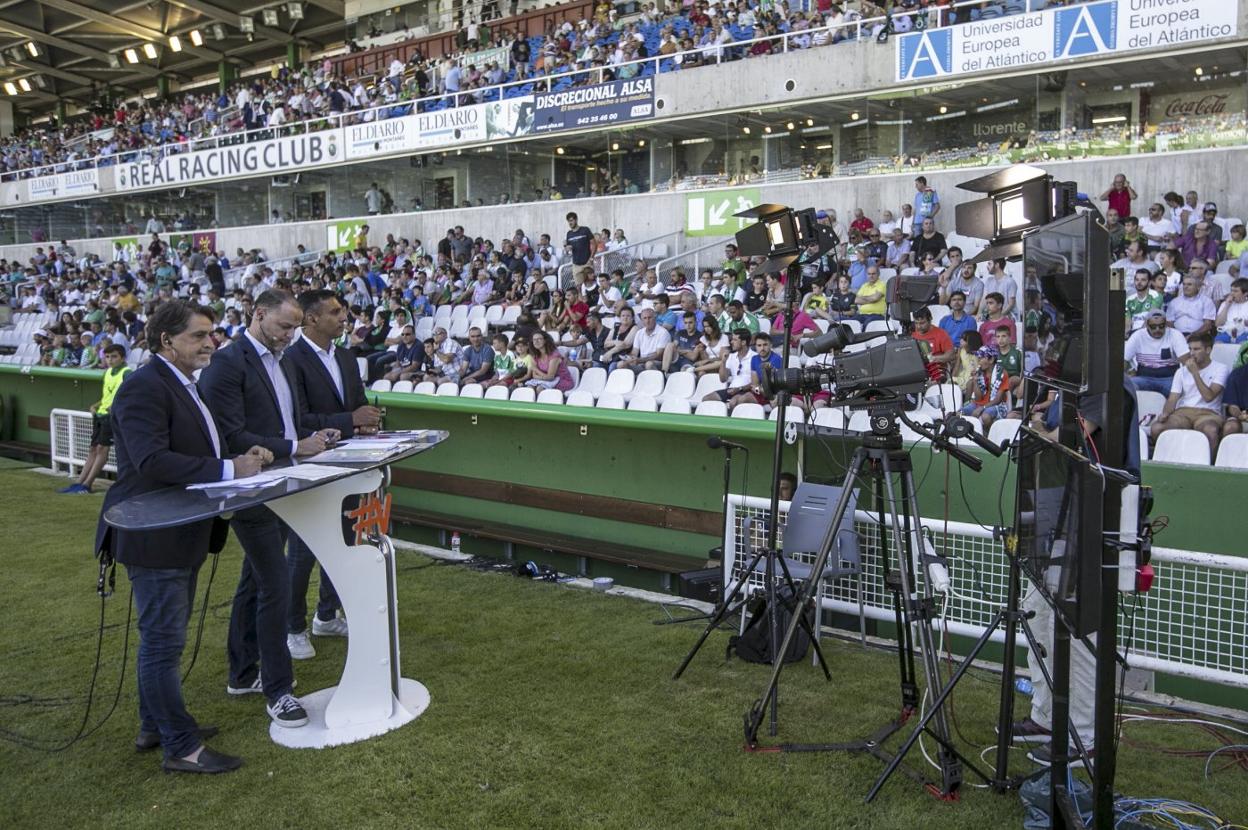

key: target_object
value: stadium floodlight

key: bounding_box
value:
[107,53,121,68]
[211,23,227,40]
[124,48,140,64]
[262,8,279,26]
[33,75,47,89]
[239,16,255,33]
[287,2,304,20]
[24,41,38,58]
[17,78,30,92]
[3,82,16,96]
[189,29,204,46]
[169,35,182,52]
[143,42,158,60]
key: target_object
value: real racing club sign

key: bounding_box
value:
[895,0,1237,82]
[115,131,344,190]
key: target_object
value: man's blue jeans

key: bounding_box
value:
[227,507,294,703]
[287,532,341,634]
[127,562,202,760]
[1131,373,1175,396]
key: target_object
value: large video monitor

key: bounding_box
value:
[1014,424,1103,637]
[1022,212,1111,396]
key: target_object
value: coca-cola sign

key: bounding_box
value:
[1164,93,1229,119]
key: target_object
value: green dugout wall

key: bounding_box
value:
[0,364,1243,710]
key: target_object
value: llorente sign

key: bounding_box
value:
[115,131,343,190]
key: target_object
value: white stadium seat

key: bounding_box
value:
[694,400,728,417]
[1214,434,1248,469]
[1153,430,1211,465]
[658,372,695,403]
[536,388,564,404]
[484,385,509,400]
[1211,343,1239,368]
[391,380,414,394]
[510,386,537,403]
[370,379,392,392]
[565,390,596,407]
[847,411,871,432]
[660,398,692,415]
[627,395,657,412]
[690,375,726,403]
[459,383,484,398]
[436,383,459,396]
[731,403,765,419]
[576,367,608,398]
[596,392,625,409]
[629,369,665,400]
[987,418,1023,447]
[812,408,846,429]
[1134,391,1166,427]
[769,403,805,422]
[413,381,437,395]
[603,369,636,397]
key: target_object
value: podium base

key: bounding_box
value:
[269,678,431,749]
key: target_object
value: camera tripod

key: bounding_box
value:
[742,406,994,800]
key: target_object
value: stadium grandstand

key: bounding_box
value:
[2,0,1248,826]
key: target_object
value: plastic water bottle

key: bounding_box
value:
[450,531,461,554]
[1016,678,1034,696]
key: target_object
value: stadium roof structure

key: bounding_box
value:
[0,0,345,116]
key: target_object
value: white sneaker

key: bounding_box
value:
[311,615,348,637]
[287,631,315,660]
[226,675,263,696]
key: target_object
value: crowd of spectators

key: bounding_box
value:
[5,168,1245,464]
[2,0,1072,182]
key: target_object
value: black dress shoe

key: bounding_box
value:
[161,745,243,775]
[135,724,220,752]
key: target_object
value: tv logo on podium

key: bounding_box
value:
[1053,1,1117,58]
[897,29,953,80]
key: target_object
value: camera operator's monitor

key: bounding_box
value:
[1014,427,1103,638]
[1022,212,1111,396]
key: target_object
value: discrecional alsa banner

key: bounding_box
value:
[533,78,655,133]
[895,0,1237,82]
[115,131,344,190]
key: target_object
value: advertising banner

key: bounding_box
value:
[345,97,536,160]
[461,44,511,71]
[685,188,761,237]
[345,117,416,160]
[533,78,655,134]
[170,231,217,254]
[896,0,1237,82]
[26,168,100,203]
[115,130,345,190]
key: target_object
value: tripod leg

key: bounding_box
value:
[744,450,866,745]
[880,456,961,795]
[673,546,768,680]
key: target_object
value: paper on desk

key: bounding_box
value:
[187,464,354,491]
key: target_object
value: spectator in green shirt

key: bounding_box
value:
[720,300,760,335]
[77,332,99,369]
[1125,268,1164,335]
[993,326,1024,396]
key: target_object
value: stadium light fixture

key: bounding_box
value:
[24,41,39,58]
[169,35,182,52]
[262,8,280,26]
[18,78,30,92]
[143,43,159,60]
[763,125,772,134]
[124,48,140,64]
[189,29,204,47]
[637,139,645,148]
[805,118,814,127]
[211,24,227,40]
[849,111,859,120]
[239,16,255,33]
[785,121,795,131]
[287,2,305,20]
[742,126,750,134]
[610,142,619,151]
[3,82,16,95]
[33,75,47,90]
[555,146,565,155]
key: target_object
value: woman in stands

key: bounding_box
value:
[525,331,575,393]
[693,315,728,377]
[536,285,566,331]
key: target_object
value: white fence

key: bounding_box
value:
[726,494,1248,692]
[49,409,116,477]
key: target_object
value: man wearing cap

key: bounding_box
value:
[1201,203,1224,243]
[1125,310,1190,396]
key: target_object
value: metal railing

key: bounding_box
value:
[1,0,1052,185]
[726,494,1248,691]
[652,236,731,284]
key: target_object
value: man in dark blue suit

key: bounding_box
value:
[199,289,336,729]
[97,300,270,774]
[282,290,382,659]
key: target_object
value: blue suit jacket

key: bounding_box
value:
[198,334,312,460]
[284,337,368,437]
[95,358,228,569]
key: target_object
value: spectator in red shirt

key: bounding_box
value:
[910,306,954,382]
[1099,173,1137,219]
[772,308,821,349]
[850,208,875,235]
[978,292,1016,345]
